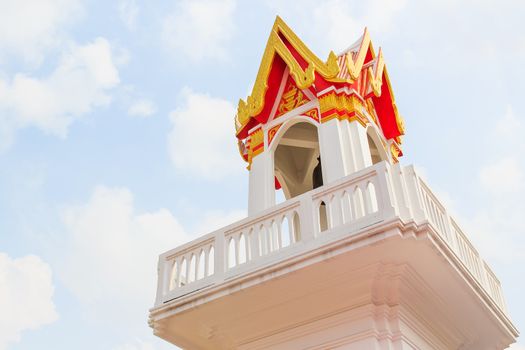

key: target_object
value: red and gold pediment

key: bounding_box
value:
[274,74,310,119]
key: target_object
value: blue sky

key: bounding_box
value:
[0,0,524,349]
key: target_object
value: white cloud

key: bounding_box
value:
[479,157,523,194]
[128,99,157,118]
[0,0,82,64]
[0,253,58,350]
[118,0,139,30]
[167,88,245,178]
[59,186,189,314]
[161,0,236,62]
[0,37,120,151]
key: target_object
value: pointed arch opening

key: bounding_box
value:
[319,201,329,232]
[367,126,388,165]
[273,120,321,201]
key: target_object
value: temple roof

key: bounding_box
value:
[235,16,404,142]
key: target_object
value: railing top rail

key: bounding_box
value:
[161,234,216,260]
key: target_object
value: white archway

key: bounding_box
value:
[271,117,321,200]
[366,125,388,164]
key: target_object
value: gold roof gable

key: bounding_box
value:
[235,16,341,136]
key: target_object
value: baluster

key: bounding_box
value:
[340,191,351,224]
[185,254,191,285]
[234,233,240,266]
[204,246,209,277]
[330,192,343,228]
[313,199,322,236]
[299,192,315,241]
[276,218,283,250]
[363,183,372,215]
[214,231,225,282]
[251,227,260,259]
[287,212,294,244]
[245,231,251,261]
[266,221,273,252]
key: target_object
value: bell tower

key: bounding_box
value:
[149,16,518,350]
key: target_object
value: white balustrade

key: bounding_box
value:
[224,202,301,270]
[155,235,216,304]
[412,175,507,312]
[155,161,508,314]
[312,171,382,235]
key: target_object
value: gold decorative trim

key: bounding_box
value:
[237,139,248,162]
[365,99,378,124]
[319,93,359,114]
[303,108,320,122]
[367,47,385,96]
[318,92,368,127]
[344,29,371,80]
[267,124,282,146]
[247,128,264,166]
[275,78,308,118]
[319,93,363,115]
[236,16,340,136]
[390,142,402,163]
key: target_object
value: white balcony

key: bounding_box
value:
[149,161,517,349]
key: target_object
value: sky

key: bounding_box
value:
[0,0,524,349]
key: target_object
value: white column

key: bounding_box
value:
[248,150,275,215]
[339,118,355,174]
[346,119,372,172]
[318,118,347,183]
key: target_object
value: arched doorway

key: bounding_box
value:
[366,126,388,165]
[273,121,320,200]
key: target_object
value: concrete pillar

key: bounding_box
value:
[346,119,372,172]
[248,150,275,215]
[318,118,347,184]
